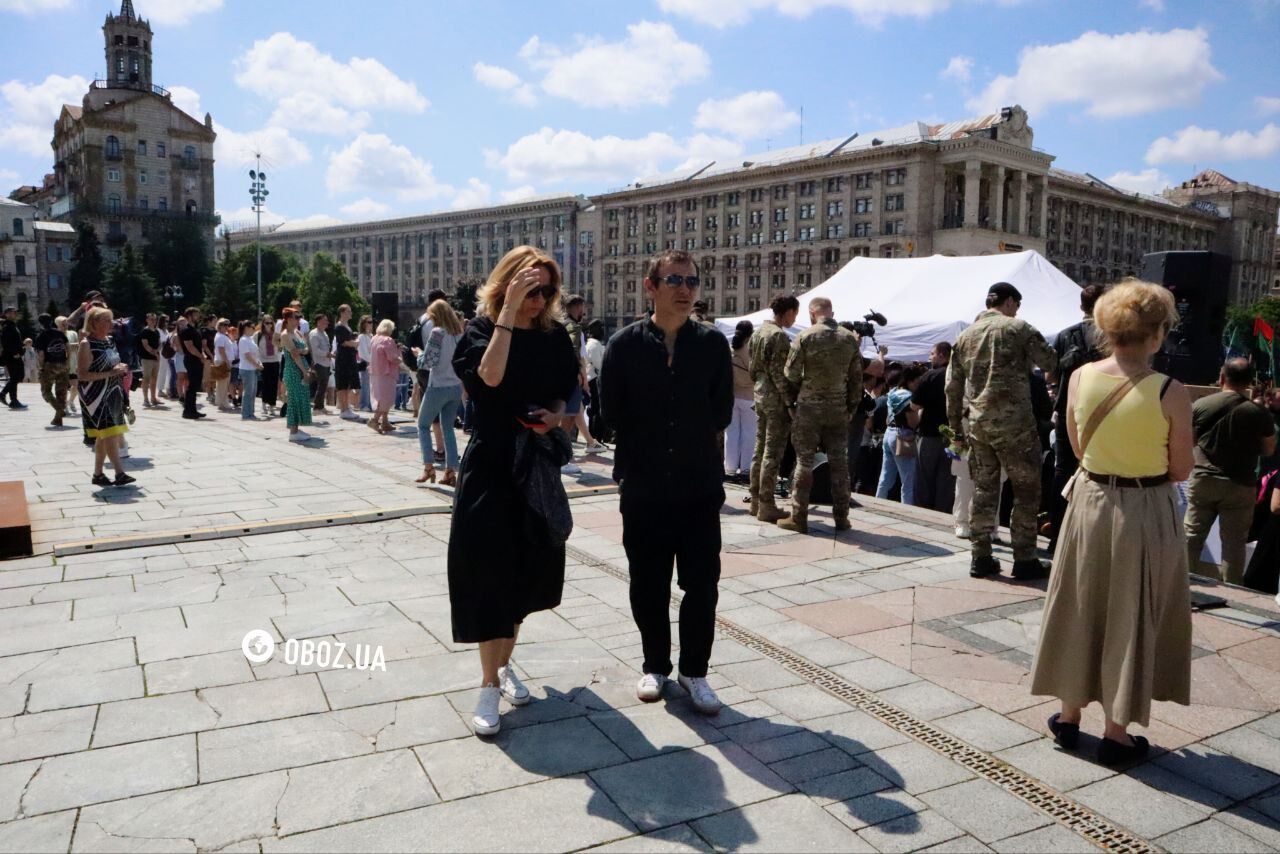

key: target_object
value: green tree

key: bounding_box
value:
[44,298,61,318]
[298,253,367,320]
[450,277,482,318]
[201,256,254,320]
[143,220,211,308]
[104,244,159,320]
[68,220,104,303]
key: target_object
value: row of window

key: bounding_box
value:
[106,166,170,184]
[104,135,195,162]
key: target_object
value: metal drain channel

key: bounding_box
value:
[565,543,1159,854]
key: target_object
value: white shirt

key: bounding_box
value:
[275,318,310,336]
[238,335,262,370]
[309,328,332,367]
[213,332,233,366]
[585,338,605,382]
[358,332,372,362]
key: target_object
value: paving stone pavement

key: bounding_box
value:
[1,401,1280,852]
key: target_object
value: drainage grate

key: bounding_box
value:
[566,543,1159,854]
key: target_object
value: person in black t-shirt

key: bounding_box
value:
[34,314,70,424]
[912,342,955,512]
[333,304,362,420]
[178,308,209,419]
[0,306,24,408]
[137,313,162,407]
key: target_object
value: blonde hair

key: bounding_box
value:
[427,299,463,336]
[85,306,113,336]
[1093,279,1177,348]
[477,245,562,331]
[376,318,396,336]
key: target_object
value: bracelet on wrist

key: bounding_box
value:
[495,324,514,333]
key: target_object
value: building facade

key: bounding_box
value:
[36,0,218,264]
[223,106,1279,331]
[34,222,77,312]
[0,198,38,312]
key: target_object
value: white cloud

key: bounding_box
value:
[235,32,427,135]
[0,0,73,14]
[168,85,202,118]
[694,91,799,139]
[1103,168,1171,195]
[968,28,1223,118]
[326,133,451,201]
[452,178,493,210]
[0,73,88,157]
[1140,0,1165,10]
[940,55,973,83]
[139,0,223,26]
[339,197,390,218]
[1145,123,1280,165]
[213,123,311,171]
[657,0,956,28]
[499,185,538,203]
[0,167,20,185]
[269,93,370,134]
[486,127,740,186]
[471,62,536,106]
[215,205,287,231]
[523,22,709,109]
[1257,96,1280,116]
[673,133,745,172]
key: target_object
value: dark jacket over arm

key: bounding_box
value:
[601,318,733,503]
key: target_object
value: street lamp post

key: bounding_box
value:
[164,284,183,317]
[249,158,269,316]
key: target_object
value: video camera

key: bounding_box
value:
[849,310,887,346]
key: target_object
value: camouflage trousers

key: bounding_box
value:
[749,404,791,508]
[790,401,851,521]
[40,362,69,416]
[969,431,1042,560]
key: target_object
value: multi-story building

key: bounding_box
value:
[224,195,590,323]
[34,222,77,311]
[36,0,218,263]
[223,105,1279,331]
[0,198,38,311]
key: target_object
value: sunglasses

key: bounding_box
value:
[661,274,700,289]
[524,285,558,301]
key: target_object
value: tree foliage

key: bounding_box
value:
[104,244,159,320]
[1224,296,1280,378]
[450,277,482,319]
[201,257,254,321]
[143,220,211,308]
[68,220,104,303]
[298,253,367,321]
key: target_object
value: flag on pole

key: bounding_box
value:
[1255,316,1275,358]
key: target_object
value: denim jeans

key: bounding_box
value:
[358,373,371,411]
[239,368,259,419]
[876,426,918,505]
[418,384,462,469]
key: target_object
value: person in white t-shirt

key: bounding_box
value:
[212,319,236,411]
[308,313,333,415]
[237,320,263,420]
[357,315,374,412]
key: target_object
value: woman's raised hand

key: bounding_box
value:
[500,268,542,322]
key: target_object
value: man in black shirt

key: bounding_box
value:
[601,250,733,716]
[137,312,162,408]
[912,341,955,513]
[178,307,208,419]
[33,314,70,425]
[333,304,362,420]
[0,306,25,409]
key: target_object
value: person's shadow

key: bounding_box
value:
[487,680,916,846]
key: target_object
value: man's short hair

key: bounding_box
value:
[313,312,328,323]
[770,295,800,316]
[565,294,585,309]
[427,289,448,304]
[184,307,200,319]
[338,304,351,315]
[809,297,833,315]
[645,250,698,283]
[1080,284,1107,315]
[932,341,952,359]
[1222,357,1255,388]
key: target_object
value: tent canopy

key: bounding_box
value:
[715,251,1084,362]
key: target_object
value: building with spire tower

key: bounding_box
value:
[31,0,219,265]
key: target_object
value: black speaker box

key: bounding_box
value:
[370,291,399,324]
[1139,252,1231,385]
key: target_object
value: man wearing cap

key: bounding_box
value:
[946,283,1058,579]
[0,306,25,409]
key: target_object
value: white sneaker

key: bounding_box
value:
[119,440,130,458]
[472,685,502,736]
[678,673,722,715]
[289,431,311,443]
[584,442,607,454]
[636,673,666,702]
[955,524,971,539]
[561,463,582,475]
[498,665,531,706]
[340,409,361,421]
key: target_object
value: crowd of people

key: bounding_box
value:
[2,246,1278,758]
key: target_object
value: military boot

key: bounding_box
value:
[1011,558,1051,580]
[757,503,789,523]
[776,514,808,534]
[833,517,852,531]
[970,555,1000,578]
[749,496,760,517]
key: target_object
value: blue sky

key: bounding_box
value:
[2,0,1278,231]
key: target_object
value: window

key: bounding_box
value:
[705,215,717,229]
[798,227,816,241]
[684,217,696,231]
[822,248,840,265]
[773,185,788,200]
[855,172,873,189]
[772,207,788,223]
[183,145,196,161]
[771,274,785,290]
[747,274,761,289]
[772,229,789,243]
[158,196,167,211]
[855,197,873,214]
[11,218,22,237]
[885,168,907,185]
[14,255,25,275]
[749,188,765,202]
[749,210,764,226]
[107,168,121,182]
[882,220,905,235]
[798,181,816,196]
[107,194,121,213]
[884,194,904,212]
[798,204,815,219]
[49,273,61,289]
[105,136,121,158]
[139,168,147,184]
[854,222,873,237]
[826,177,844,193]
[138,196,148,210]
[684,198,698,211]
[827,200,844,216]
[825,224,843,239]
[137,140,147,156]
[156,141,166,158]
[726,192,741,206]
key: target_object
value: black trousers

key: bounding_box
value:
[261,361,280,407]
[621,491,723,678]
[184,358,203,416]
[311,364,330,409]
[0,356,22,403]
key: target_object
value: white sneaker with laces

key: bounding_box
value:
[340,409,360,421]
[678,673,722,715]
[954,524,971,539]
[584,442,607,453]
[472,685,502,736]
[561,462,582,475]
[498,665,531,706]
[636,673,666,702]
[289,431,311,443]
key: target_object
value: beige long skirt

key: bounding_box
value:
[1030,477,1191,727]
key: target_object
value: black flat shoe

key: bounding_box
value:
[92,473,111,487]
[1047,713,1080,750]
[113,473,136,486]
[1012,558,1051,580]
[1097,734,1149,765]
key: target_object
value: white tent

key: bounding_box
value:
[715,251,1084,362]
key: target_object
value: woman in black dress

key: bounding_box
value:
[450,245,578,736]
[78,306,133,487]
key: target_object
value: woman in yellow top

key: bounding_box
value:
[1030,280,1194,765]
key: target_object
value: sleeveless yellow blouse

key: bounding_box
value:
[1075,364,1169,478]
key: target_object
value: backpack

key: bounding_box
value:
[1057,321,1103,380]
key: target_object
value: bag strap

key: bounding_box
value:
[1078,370,1151,457]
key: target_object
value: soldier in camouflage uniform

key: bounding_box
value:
[749,295,800,521]
[777,297,863,533]
[946,282,1058,579]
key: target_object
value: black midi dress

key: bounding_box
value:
[448,316,579,643]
